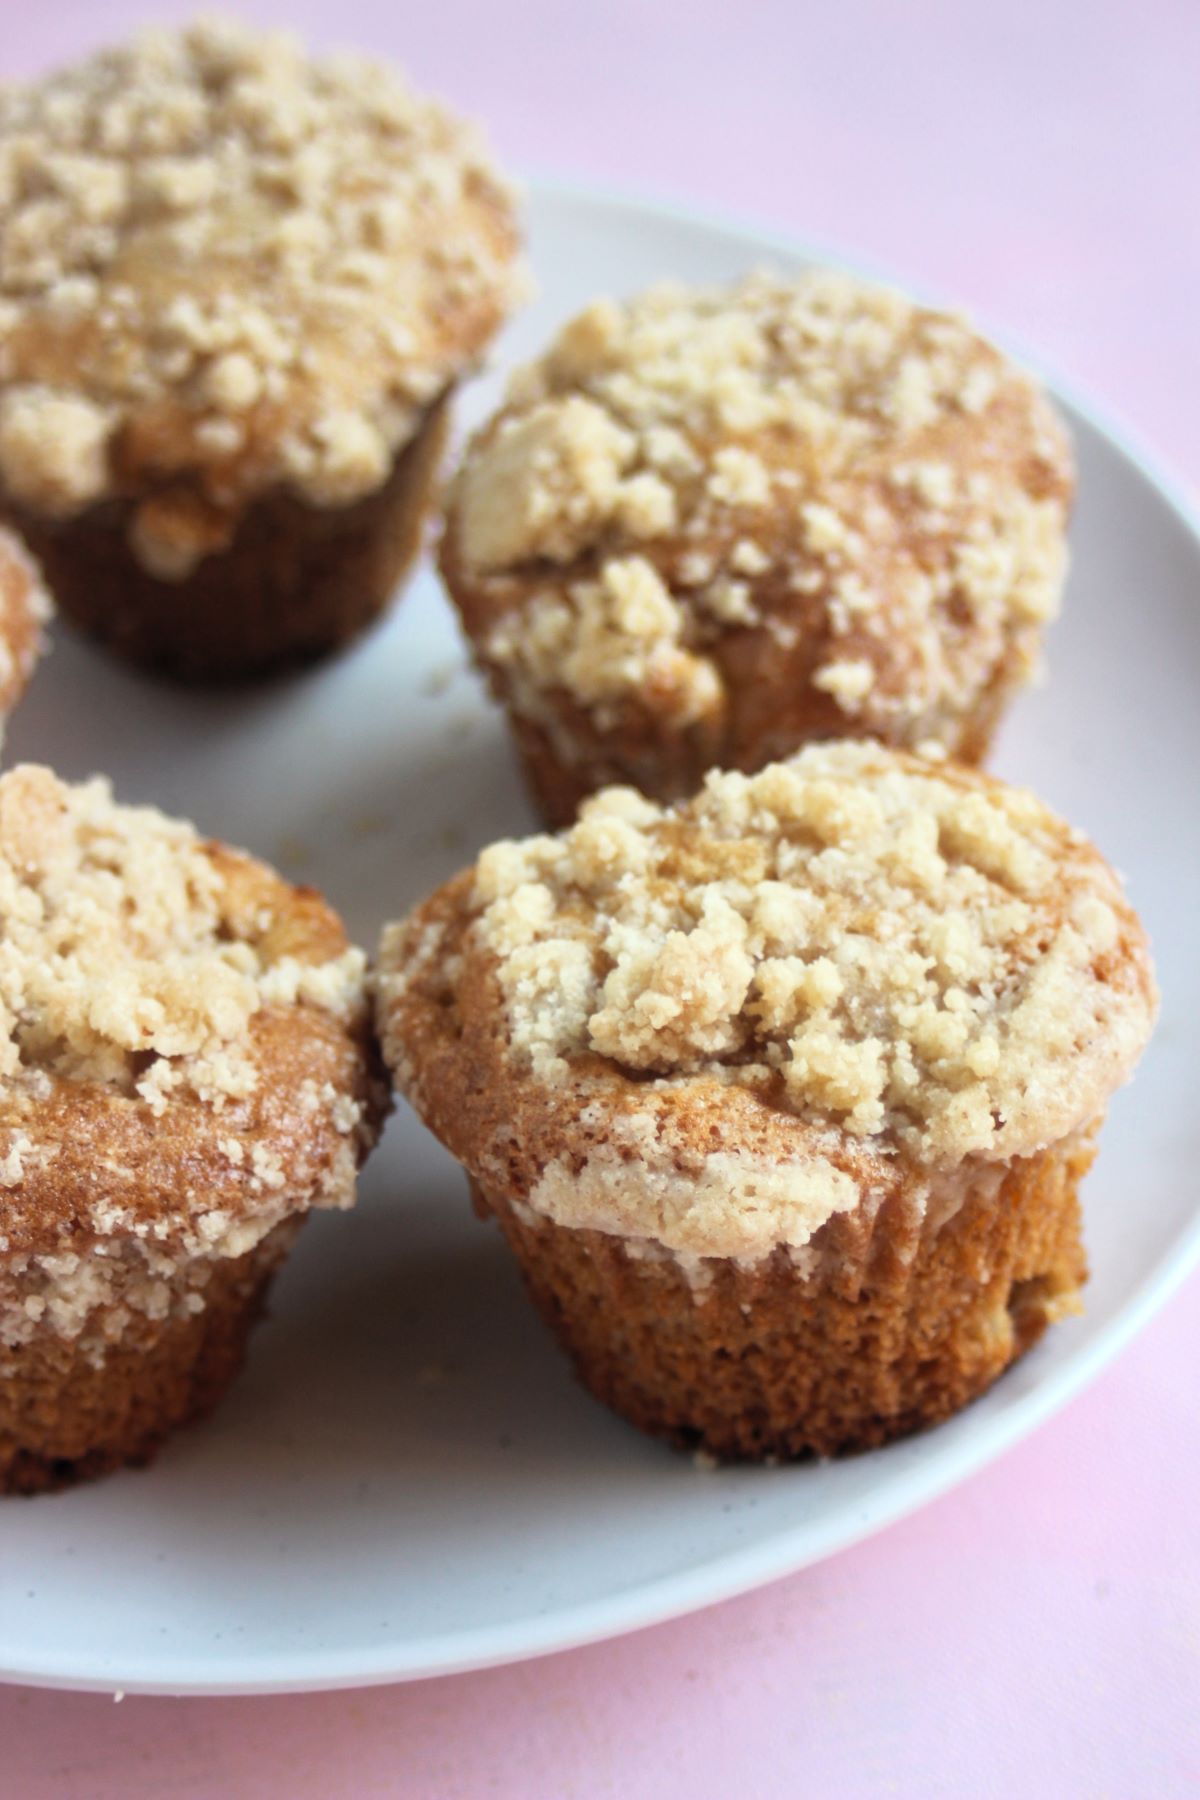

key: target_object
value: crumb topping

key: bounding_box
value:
[0,18,524,573]
[0,1211,315,1358]
[448,743,1154,1180]
[0,765,364,1112]
[485,554,723,733]
[447,272,1072,750]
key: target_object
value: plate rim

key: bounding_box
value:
[4,175,1199,1698]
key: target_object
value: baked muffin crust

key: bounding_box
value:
[442,273,1073,814]
[0,18,524,577]
[0,765,385,1358]
[378,742,1155,1263]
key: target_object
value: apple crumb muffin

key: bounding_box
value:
[0,765,387,1493]
[0,17,525,681]
[0,527,51,742]
[377,741,1155,1459]
[441,272,1073,823]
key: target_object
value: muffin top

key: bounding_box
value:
[0,766,385,1262]
[0,18,524,576]
[443,272,1072,756]
[0,526,51,719]
[379,742,1156,1261]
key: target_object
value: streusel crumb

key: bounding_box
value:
[468,743,1150,1161]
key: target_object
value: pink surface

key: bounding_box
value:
[2,0,1198,1792]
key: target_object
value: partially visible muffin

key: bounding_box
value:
[0,527,50,741]
[441,272,1073,823]
[0,18,525,680]
[0,765,387,1493]
[377,741,1155,1459]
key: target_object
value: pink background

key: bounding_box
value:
[2,0,1199,1792]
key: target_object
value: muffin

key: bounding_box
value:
[0,527,51,743]
[0,18,524,682]
[377,741,1156,1460]
[441,272,1073,824]
[0,765,387,1493]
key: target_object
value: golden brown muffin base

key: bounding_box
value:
[0,1219,299,1497]
[3,397,451,685]
[470,1133,1092,1460]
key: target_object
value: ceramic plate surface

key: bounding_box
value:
[1,184,1197,1695]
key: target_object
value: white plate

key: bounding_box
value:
[0,183,1197,1697]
